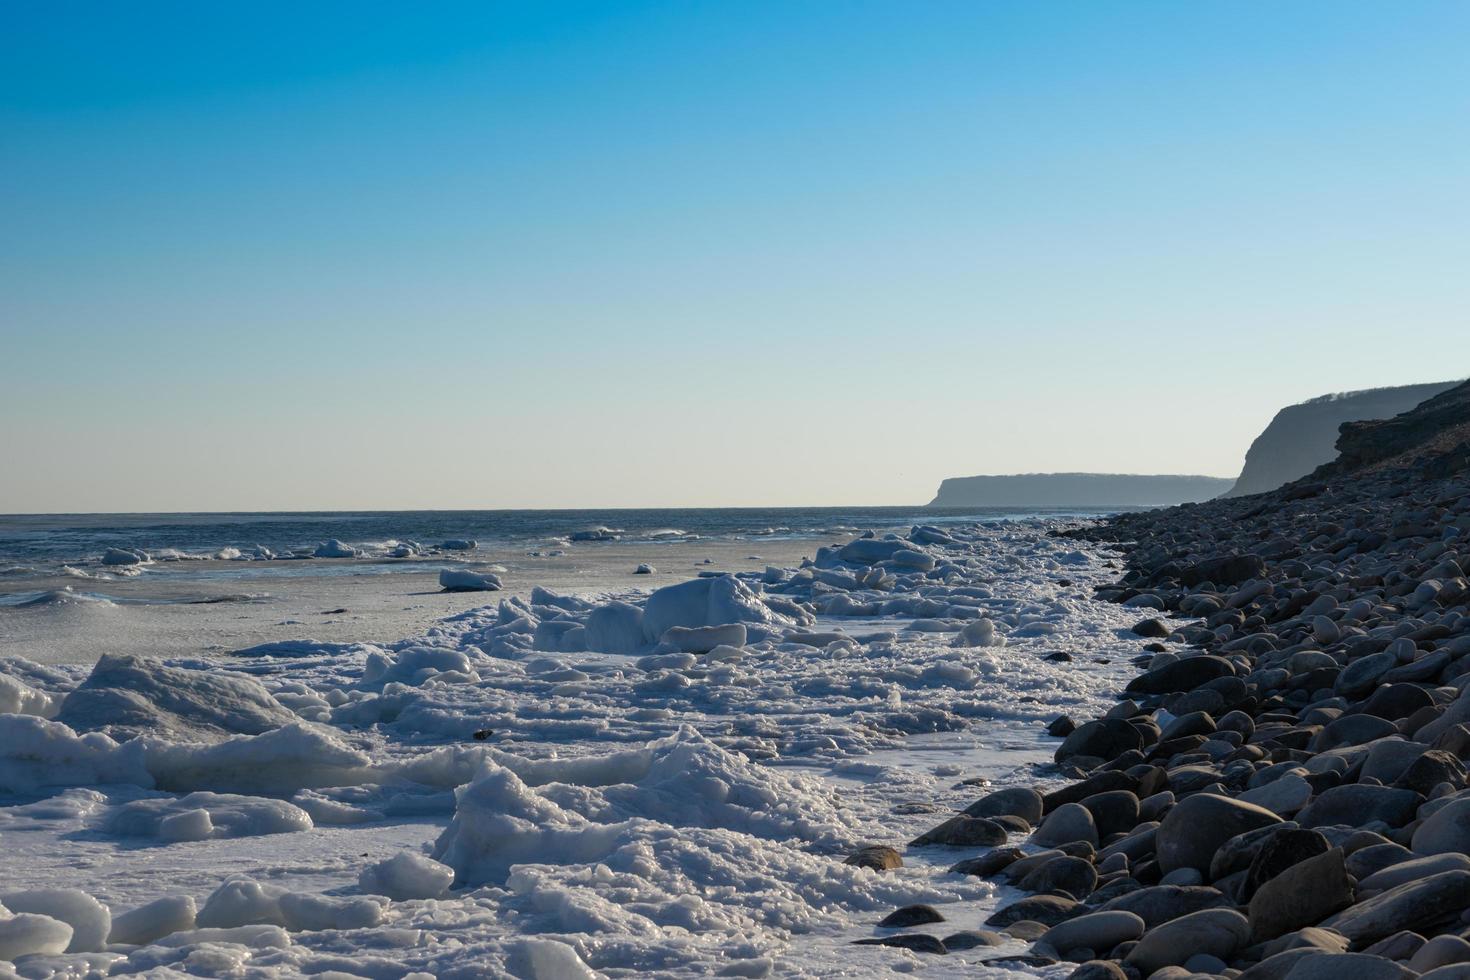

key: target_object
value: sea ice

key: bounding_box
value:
[313,539,361,559]
[107,896,197,946]
[56,654,302,742]
[357,852,454,901]
[0,888,110,953]
[439,568,503,592]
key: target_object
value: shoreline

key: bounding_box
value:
[907,386,1470,978]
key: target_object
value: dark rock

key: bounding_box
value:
[910,815,1008,847]
[949,847,1023,877]
[1098,885,1230,928]
[1155,793,1282,873]
[1243,829,1331,900]
[1056,719,1145,764]
[1297,784,1420,829]
[845,845,903,871]
[853,933,947,954]
[1080,790,1141,839]
[879,904,944,928]
[1126,656,1235,695]
[1324,870,1470,948]
[965,786,1044,824]
[1018,855,1097,900]
[940,930,1004,951]
[1248,847,1355,942]
[1131,618,1172,638]
[986,894,1081,927]
[1049,715,1078,737]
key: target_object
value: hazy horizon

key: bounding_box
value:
[5,2,1468,512]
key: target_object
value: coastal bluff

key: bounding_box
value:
[928,473,1233,509]
[1224,380,1461,497]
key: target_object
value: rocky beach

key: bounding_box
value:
[861,381,1470,979]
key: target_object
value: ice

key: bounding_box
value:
[143,723,379,794]
[101,548,149,566]
[56,654,302,742]
[569,527,621,541]
[439,568,503,592]
[0,674,57,718]
[105,792,315,841]
[641,575,790,643]
[583,600,645,654]
[357,852,454,901]
[107,895,197,946]
[0,889,109,953]
[196,878,383,931]
[0,715,150,794]
[0,911,73,961]
[433,727,848,887]
[514,939,599,980]
[441,539,477,551]
[313,539,361,558]
[0,517,1143,976]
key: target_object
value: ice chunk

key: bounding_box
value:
[659,623,746,653]
[439,568,503,592]
[108,896,197,946]
[634,563,655,574]
[0,715,150,794]
[0,912,73,961]
[955,618,1005,647]
[361,646,475,688]
[584,601,645,654]
[0,889,110,953]
[642,575,790,643]
[196,878,382,931]
[433,727,847,886]
[441,539,477,550]
[56,654,302,742]
[0,674,58,717]
[358,852,454,901]
[313,539,361,558]
[569,527,621,541]
[144,723,378,795]
[512,939,599,980]
[105,792,314,841]
[101,547,149,566]
[836,537,926,565]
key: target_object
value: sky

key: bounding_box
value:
[3,1,1468,512]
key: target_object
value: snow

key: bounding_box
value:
[0,517,1142,977]
[313,539,361,559]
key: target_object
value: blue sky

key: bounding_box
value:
[3,2,1467,511]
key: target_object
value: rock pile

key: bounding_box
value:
[864,381,1470,977]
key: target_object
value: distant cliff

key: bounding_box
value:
[928,473,1234,509]
[1223,381,1461,497]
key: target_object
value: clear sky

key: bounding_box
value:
[3,1,1467,512]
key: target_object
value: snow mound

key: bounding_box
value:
[105,791,314,841]
[56,654,302,742]
[433,727,848,886]
[101,548,149,566]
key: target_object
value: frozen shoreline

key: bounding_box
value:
[0,518,1142,977]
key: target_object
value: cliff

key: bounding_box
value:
[927,473,1234,509]
[1223,381,1460,497]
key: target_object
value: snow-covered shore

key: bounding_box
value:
[0,519,1143,978]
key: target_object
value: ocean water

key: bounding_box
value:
[0,506,1096,572]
